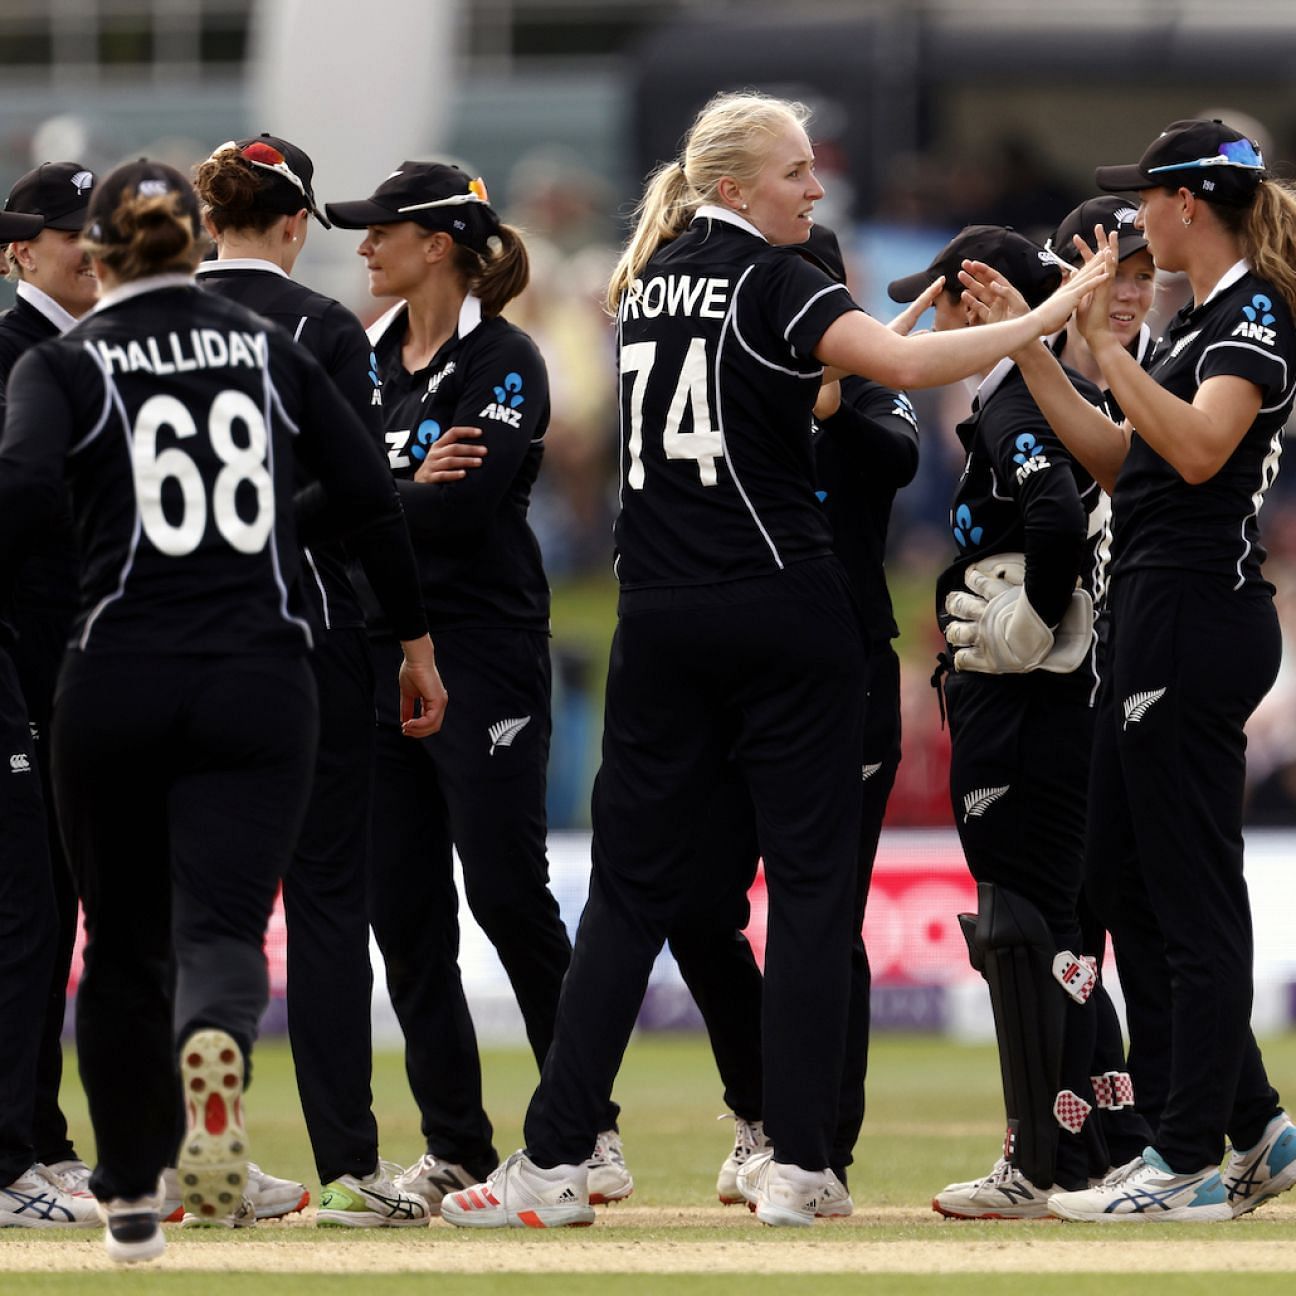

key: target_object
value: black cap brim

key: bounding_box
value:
[887,269,939,304]
[1095,164,1156,193]
[0,211,45,241]
[40,210,89,232]
[324,199,400,229]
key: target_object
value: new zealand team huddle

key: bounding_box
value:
[1,90,1294,1263]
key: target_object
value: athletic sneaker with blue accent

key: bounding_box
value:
[176,1028,249,1225]
[440,1151,596,1229]
[1223,1111,1296,1217]
[1,1164,99,1228]
[1047,1148,1232,1222]
[317,1162,430,1227]
[735,1149,853,1227]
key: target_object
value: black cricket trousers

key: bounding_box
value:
[525,557,866,1172]
[52,651,317,1202]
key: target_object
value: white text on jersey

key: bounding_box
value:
[621,275,731,321]
[91,329,268,377]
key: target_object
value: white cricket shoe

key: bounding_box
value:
[40,1158,93,1199]
[317,1162,430,1227]
[1,1164,99,1227]
[99,1190,165,1264]
[717,1117,770,1204]
[586,1130,633,1204]
[1048,1148,1231,1222]
[176,1028,249,1225]
[245,1162,309,1219]
[1223,1111,1296,1217]
[933,1157,1052,1220]
[394,1153,476,1216]
[440,1151,596,1229]
[735,1149,852,1227]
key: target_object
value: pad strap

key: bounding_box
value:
[1090,1071,1135,1111]
[1052,951,1097,1004]
[1053,1089,1092,1134]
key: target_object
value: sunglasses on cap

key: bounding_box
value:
[397,176,490,215]
[213,139,307,198]
[1148,137,1266,175]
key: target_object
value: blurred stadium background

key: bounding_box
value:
[7,0,1296,1040]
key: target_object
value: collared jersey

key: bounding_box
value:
[612,214,860,589]
[0,281,425,656]
[366,299,550,633]
[936,361,1103,648]
[812,377,919,644]
[1111,265,1296,590]
[196,260,383,633]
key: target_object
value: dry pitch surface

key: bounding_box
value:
[6,1202,1296,1274]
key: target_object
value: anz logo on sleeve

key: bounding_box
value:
[1233,294,1277,346]
[479,372,525,427]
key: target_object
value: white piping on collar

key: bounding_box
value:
[365,292,482,350]
[1200,259,1250,308]
[87,273,194,316]
[196,257,290,279]
[693,204,767,242]
[975,355,1017,405]
[16,280,80,334]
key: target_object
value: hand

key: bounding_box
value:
[958,262,1029,326]
[813,380,842,420]
[1073,228,1121,353]
[412,426,487,483]
[1028,245,1113,338]
[943,555,1052,674]
[888,276,945,336]
[398,635,448,737]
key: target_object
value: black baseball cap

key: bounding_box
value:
[1095,119,1266,207]
[888,225,1061,309]
[1049,196,1147,268]
[85,159,202,246]
[3,161,97,236]
[326,161,499,253]
[210,134,330,228]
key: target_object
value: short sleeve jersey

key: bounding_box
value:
[612,210,860,588]
[1111,264,1296,589]
[368,298,550,633]
[0,281,419,656]
[196,260,384,632]
[935,362,1103,640]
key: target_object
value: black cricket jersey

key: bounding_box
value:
[0,287,79,647]
[612,208,860,590]
[812,378,919,644]
[936,359,1104,640]
[1111,262,1296,590]
[366,295,550,633]
[0,276,426,656]
[196,259,383,632]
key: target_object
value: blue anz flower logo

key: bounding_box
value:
[953,504,982,547]
[493,372,524,408]
[891,393,918,428]
[1012,432,1043,466]
[367,351,381,387]
[815,489,828,504]
[1243,294,1275,326]
[410,419,441,461]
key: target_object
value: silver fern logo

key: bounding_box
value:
[70,169,94,194]
[1170,330,1202,358]
[963,785,1009,822]
[862,762,882,782]
[488,715,531,755]
[1123,687,1166,730]
[1113,206,1138,226]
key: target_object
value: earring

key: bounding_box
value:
[1182,216,1192,227]
[740,203,748,211]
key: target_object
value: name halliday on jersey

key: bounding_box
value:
[86,327,267,376]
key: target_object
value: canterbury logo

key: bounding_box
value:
[862,762,882,782]
[1123,688,1166,730]
[488,716,531,755]
[963,785,1009,821]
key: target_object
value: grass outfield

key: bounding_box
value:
[7,1032,1296,1292]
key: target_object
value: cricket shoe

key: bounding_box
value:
[394,1153,477,1216]
[736,1149,853,1227]
[40,1159,94,1200]
[717,1116,770,1205]
[1223,1111,1296,1217]
[181,1194,256,1228]
[1,1164,99,1227]
[245,1162,309,1219]
[440,1151,596,1229]
[586,1129,633,1204]
[317,1162,430,1227]
[100,1190,165,1264]
[933,1158,1052,1220]
[176,1028,248,1224]
[1047,1148,1231,1222]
